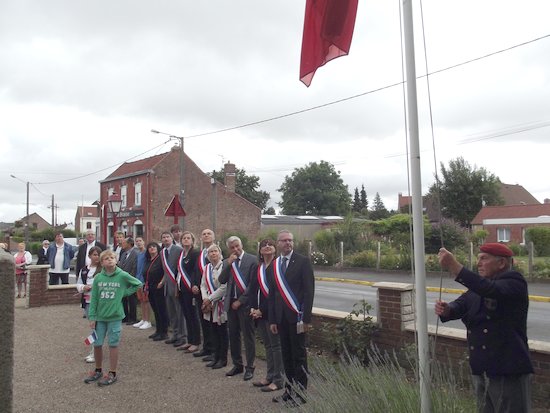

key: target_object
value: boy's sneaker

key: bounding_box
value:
[97,372,117,387]
[85,354,95,363]
[84,371,102,384]
[132,320,145,328]
[139,321,152,330]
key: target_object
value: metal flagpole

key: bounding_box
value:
[402,0,431,411]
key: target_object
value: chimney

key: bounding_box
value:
[224,162,236,193]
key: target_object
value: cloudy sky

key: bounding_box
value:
[1,0,549,227]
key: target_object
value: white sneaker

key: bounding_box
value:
[139,321,152,330]
[133,320,145,328]
[85,355,95,363]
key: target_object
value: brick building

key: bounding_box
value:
[99,146,261,245]
[74,205,100,235]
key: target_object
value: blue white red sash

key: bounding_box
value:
[273,256,302,322]
[257,263,269,298]
[177,249,193,292]
[198,248,208,275]
[231,260,247,294]
[204,263,217,295]
[161,248,177,285]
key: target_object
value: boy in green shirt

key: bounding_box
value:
[84,250,142,386]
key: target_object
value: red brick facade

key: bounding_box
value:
[99,146,261,244]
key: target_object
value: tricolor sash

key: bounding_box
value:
[161,248,177,285]
[257,263,269,298]
[273,256,302,322]
[198,248,208,275]
[231,260,247,294]
[177,249,193,292]
[204,263,217,295]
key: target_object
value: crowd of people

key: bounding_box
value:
[74,226,314,406]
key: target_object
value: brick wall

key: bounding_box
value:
[27,265,81,308]
[311,282,550,402]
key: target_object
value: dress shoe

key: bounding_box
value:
[252,380,271,388]
[202,355,214,362]
[272,391,292,403]
[211,360,227,369]
[153,334,168,341]
[172,339,186,347]
[225,366,244,376]
[185,345,199,353]
[148,332,159,339]
[261,383,283,392]
[205,359,218,368]
[165,338,177,344]
[243,367,255,381]
[125,320,137,326]
[193,349,210,358]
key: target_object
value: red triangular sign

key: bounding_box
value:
[164,195,186,217]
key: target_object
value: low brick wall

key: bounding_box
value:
[311,281,550,402]
[26,265,81,308]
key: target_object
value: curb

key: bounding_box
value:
[315,276,550,303]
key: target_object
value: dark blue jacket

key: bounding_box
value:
[46,242,75,271]
[440,267,533,377]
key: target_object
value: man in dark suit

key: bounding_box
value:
[218,236,257,380]
[268,230,314,406]
[159,231,187,347]
[118,236,138,324]
[435,243,533,412]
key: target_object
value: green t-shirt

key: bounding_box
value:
[88,267,142,322]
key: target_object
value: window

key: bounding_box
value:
[108,187,114,196]
[135,182,142,206]
[497,228,510,242]
[121,185,127,208]
[86,222,92,229]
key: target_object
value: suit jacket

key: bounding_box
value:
[242,260,273,318]
[440,267,533,377]
[36,247,49,265]
[218,251,257,312]
[118,247,138,277]
[178,247,200,292]
[162,244,183,295]
[268,251,315,325]
[76,241,106,275]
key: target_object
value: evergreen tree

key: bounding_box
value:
[370,192,390,220]
[360,184,368,210]
[352,187,361,212]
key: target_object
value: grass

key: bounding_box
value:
[292,348,476,413]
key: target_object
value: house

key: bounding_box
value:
[74,205,100,235]
[397,193,440,223]
[498,183,540,205]
[14,212,51,232]
[99,146,261,245]
[471,200,550,244]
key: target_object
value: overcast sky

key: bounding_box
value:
[1,0,549,228]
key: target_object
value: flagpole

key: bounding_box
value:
[402,0,431,412]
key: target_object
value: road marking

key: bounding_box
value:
[315,276,550,303]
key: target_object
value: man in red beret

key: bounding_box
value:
[435,243,533,412]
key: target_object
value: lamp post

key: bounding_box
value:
[107,192,122,248]
[10,175,30,245]
[151,129,185,228]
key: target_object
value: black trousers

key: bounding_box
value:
[209,319,228,363]
[49,273,69,285]
[149,288,169,335]
[279,319,308,390]
[227,302,256,368]
[178,291,201,345]
[122,293,137,322]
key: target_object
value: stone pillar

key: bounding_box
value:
[372,282,414,350]
[0,249,14,412]
[27,265,49,308]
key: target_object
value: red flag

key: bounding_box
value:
[299,0,358,87]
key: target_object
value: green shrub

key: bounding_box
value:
[526,227,550,257]
[345,250,377,268]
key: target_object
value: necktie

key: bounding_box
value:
[281,257,288,274]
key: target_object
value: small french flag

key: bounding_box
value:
[84,330,97,346]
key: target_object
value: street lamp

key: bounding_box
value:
[10,174,30,245]
[151,129,185,228]
[108,192,122,248]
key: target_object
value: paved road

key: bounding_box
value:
[314,268,550,342]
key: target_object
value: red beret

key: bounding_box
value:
[480,243,514,257]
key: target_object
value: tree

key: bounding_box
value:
[429,157,502,227]
[352,187,361,212]
[369,192,389,220]
[360,184,368,210]
[278,160,351,215]
[210,167,270,210]
[263,206,276,215]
